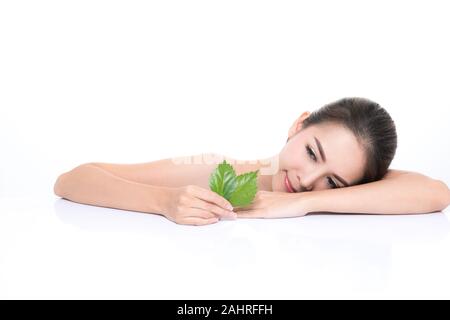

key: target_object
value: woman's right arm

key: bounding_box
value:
[54,163,168,216]
[53,163,236,225]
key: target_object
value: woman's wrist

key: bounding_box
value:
[293,191,317,215]
[145,185,173,216]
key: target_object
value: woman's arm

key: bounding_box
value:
[305,171,450,215]
[54,163,169,215]
[53,161,236,225]
[87,153,225,189]
[235,170,450,219]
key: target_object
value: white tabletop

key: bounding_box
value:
[1,195,449,299]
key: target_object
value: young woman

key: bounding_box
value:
[54,97,450,226]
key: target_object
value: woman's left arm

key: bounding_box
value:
[235,170,450,218]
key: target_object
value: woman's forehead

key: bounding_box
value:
[306,122,355,142]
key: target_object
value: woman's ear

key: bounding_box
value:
[287,111,311,142]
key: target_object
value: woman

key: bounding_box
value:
[54,97,450,226]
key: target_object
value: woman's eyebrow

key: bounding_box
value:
[314,136,350,187]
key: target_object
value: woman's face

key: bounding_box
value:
[271,113,367,193]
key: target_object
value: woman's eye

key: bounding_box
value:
[327,177,338,189]
[306,145,338,189]
[306,145,317,161]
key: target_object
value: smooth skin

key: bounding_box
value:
[54,112,450,226]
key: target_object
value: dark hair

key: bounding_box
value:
[300,97,397,185]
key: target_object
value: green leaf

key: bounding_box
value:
[229,170,259,207]
[209,160,237,200]
[209,160,259,206]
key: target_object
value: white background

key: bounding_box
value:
[1,0,450,300]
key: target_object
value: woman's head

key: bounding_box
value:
[272,97,397,193]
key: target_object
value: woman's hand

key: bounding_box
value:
[234,191,310,219]
[163,185,237,226]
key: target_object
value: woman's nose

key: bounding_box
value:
[298,169,325,191]
[299,182,312,192]
[295,175,312,192]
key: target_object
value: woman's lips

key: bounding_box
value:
[284,171,296,193]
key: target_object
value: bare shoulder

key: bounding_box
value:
[381,169,414,180]
[89,152,227,189]
[381,168,443,181]
[88,152,269,189]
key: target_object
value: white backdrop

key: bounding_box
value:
[1,0,450,300]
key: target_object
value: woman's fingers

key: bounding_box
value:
[189,198,237,220]
[235,209,266,218]
[186,207,217,219]
[189,186,234,211]
[182,217,219,226]
[233,204,256,212]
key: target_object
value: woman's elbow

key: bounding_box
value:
[53,168,75,197]
[53,173,66,197]
[53,163,95,197]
